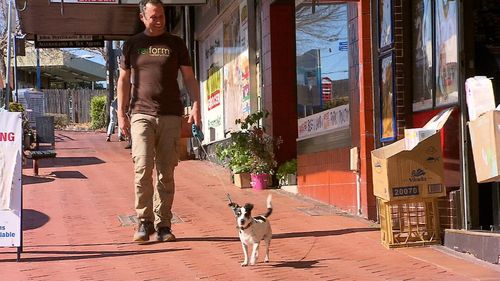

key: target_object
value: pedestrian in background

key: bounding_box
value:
[106,97,124,142]
[117,0,201,242]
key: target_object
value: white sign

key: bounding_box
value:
[49,0,207,4]
[49,0,119,3]
[120,0,207,4]
[297,104,350,140]
[0,112,22,247]
[36,35,94,41]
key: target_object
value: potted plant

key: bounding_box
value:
[236,111,279,189]
[276,159,297,186]
[216,110,280,189]
[216,132,253,188]
[9,102,34,150]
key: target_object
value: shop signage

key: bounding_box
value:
[0,112,22,247]
[297,104,350,140]
[35,40,104,48]
[49,0,119,3]
[339,41,348,51]
[35,35,104,48]
[49,0,207,4]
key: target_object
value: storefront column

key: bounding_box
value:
[262,0,298,165]
[357,0,376,219]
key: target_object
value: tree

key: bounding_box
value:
[0,0,17,89]
[295,4,346,55]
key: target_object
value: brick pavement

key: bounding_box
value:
[0,131,498,281]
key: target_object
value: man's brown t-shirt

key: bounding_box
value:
[120,32,191,117]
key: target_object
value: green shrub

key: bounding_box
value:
[8,102,30,133]
[90,95,107,130]
[9,102,25,112]
[46,113,70,129]
[9,102,34,149]
[276,159,297,183]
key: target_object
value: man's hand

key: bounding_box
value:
[118,114,131,138]
[188,101,201,129]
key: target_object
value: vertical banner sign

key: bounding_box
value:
[239,1,250,115]
[0,112,22,247]
[200,24,224,142]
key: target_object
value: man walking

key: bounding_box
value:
[117,0,201,242]
[106,97,124,142]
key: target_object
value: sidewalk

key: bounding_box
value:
[1,130,498,281]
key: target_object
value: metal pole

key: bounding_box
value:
[5,0,13,110]
[458,0,470,230]
[36,49,41,90]
[106,40,115,126]
[13,35,18,102]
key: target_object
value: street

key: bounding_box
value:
[0,131,498,281]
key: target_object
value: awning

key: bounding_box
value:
[15,0,207,41]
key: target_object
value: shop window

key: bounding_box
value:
[378,0,396,142]
[412,0,458,112]
[295,2,350,119]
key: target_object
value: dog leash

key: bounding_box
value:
[191,124,234,208]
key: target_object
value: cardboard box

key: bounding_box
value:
[372,108,453,201]
[468,110,500,183]
[465,76,495,121]
[404,128,436,151]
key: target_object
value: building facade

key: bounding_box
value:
[371,0,499,263]
[187,0,376,220]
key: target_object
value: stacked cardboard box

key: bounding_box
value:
[371,108,453,201]
[371,109,453,248]
[466,76,500,183]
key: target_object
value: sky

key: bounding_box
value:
[64,48,106,65]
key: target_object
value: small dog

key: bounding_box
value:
[228,194,273,266]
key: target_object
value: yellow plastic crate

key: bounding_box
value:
[378,197,441,248]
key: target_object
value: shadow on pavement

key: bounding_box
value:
[22,175,55,185]
[55,133,75,141]
[177,228,378,243]
[25,242,146,248]
[271,258,339,269]
[22,209,50,231]
[52,156,105,167]
[273,228,378,239]
[50,170,87,179]
[176,237,240,242]
[0,248,190,263]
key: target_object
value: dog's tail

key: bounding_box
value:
[263,194,273,218]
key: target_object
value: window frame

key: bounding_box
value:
[411,0,459,113]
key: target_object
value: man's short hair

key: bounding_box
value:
[139,0,163,14]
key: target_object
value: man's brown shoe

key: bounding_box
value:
[157,227,176,242]
[133,221,154,242]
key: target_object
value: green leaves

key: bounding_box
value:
[215,110,278,175]
[276,159,297,181]
[90,95,107,130]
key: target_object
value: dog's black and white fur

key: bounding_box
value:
[229,195,273,266]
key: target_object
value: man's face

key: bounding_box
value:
[140,3,165,35]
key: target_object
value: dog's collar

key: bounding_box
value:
[238,221,253,231]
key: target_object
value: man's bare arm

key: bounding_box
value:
[180,65,201,127]
[117,67,132,137]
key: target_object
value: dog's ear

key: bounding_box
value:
[228,202,240,209]
[243,203,254,213]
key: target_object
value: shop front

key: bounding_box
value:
[372,0,499,263]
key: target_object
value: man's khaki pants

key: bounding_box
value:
[131,114,180,229]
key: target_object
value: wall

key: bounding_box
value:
[261,0,375,219]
